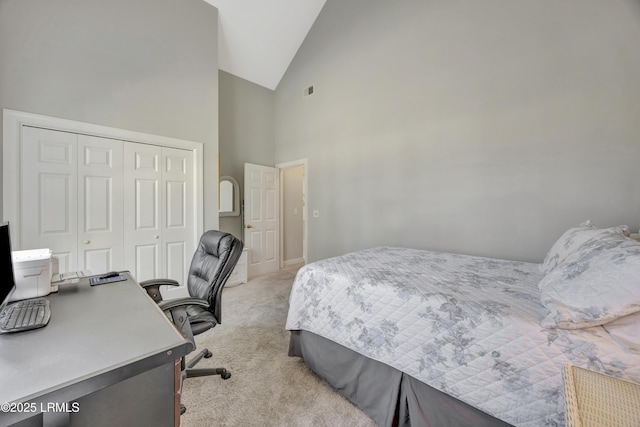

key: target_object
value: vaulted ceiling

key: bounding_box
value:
[204,0,326,90]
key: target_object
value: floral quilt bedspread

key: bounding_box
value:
[285,247,640,427]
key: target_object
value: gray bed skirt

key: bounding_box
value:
[289,330,513,427]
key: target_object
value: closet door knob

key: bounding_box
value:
[83,240,90,244]
[155,235,160,239]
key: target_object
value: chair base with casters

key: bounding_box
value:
[140,230,244,414]
[185,348,231,379]
[178,348,230,415]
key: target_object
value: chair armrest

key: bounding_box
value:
[139,279,181,303]
[158,297,209,312]
[158,298,210,345]
[139,278,180,288]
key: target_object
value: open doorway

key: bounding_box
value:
[277,159,308,268]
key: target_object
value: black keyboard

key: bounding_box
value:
[0,298,51,333]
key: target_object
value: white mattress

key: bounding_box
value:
[285,247,640,426]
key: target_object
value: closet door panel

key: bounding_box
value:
[166,241,186,284]
[123,142,163,282]
[21,127,78,273]
[77,135,123,273]
[82,248,112,275]
[135,244,159,281]
[162,147,194,296]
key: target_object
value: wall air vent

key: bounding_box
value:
[303,85,315,97]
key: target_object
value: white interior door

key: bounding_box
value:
[77,135,123,274]
[244,163,279,277]
[21,126,78,274]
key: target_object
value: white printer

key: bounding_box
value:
[9,249,53,301]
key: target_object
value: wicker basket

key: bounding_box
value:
[563,364,640,427]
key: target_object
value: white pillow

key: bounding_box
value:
[539,235,640,329]
[603,311,640,354]
[540,221,627,275]
[540,220,596,274]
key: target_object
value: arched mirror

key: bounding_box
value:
[219,176,240,217]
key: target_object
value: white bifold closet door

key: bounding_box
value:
[21,127,124,274]
[20,126,193,290]
[122,142,194,290]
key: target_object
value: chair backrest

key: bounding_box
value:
[187,230,244,324]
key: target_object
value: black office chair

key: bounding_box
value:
[140,230,243,392]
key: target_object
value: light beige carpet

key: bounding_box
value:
[179,265,377,427]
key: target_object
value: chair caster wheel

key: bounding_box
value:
[204,350,213,358]
[222,371,231,380]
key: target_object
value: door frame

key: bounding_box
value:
[3,109,204,251]
[275,158,308,269]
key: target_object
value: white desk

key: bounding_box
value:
[0,272,191,426]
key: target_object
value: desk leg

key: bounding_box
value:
[175,359,182,427]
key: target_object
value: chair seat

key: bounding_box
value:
[186,304,218,335]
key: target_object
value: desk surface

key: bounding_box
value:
[0,273,190,408]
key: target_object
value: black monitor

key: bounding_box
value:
[0,222,16,312]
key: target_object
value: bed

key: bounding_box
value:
[286,222,640,426]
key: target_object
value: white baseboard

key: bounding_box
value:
[283,258,305,267]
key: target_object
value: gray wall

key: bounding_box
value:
[275,0,640,263]
[0,0,220,230]
[219,70,275,240]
